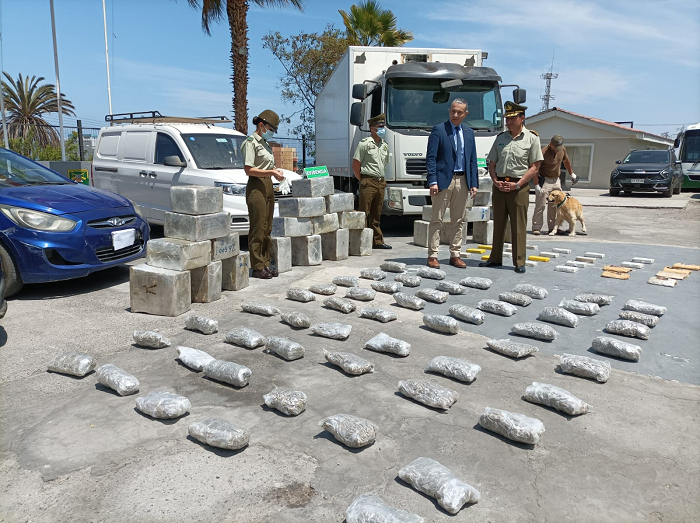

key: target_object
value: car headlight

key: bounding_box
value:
[215,181,247,196]
[659,168,671,179]
[0,205,77,232]
[611,169,620,178]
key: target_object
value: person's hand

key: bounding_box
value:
[470,186,478,198]
[570,172,578,185]
[272,169,285,181]
[535,184,542,196]
[429,184,439,197]
[278,176,291,195]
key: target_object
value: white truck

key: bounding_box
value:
[315,46,526,215]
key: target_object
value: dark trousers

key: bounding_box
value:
[246,177,274,270]
[359,176,386,245]
[489,183,529,267]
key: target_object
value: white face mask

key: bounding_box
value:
[262,130,274,140]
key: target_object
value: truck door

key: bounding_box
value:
[117,130,155,220]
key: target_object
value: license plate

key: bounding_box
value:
[112,228,136,250]
[630,178,644,183]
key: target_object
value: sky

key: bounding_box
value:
[2,0,699,140]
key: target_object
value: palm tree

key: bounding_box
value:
[187,0,304,134]
[339,0,413,47]
[1,72,76,148]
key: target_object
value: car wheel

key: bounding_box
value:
[663,185,673,198]
[673,180,681,194]
[609,188,620,196]
[0,243,23,297]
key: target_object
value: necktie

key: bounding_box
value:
[455,126,463,170]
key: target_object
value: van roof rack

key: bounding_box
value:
[105,111,232,124]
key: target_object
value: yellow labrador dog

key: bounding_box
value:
[547,189,587,236]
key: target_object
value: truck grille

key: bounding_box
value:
[88,216,138,229]
[95,240,144,262]
[405,159,427,176]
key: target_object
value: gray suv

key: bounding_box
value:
[609,149,682,197]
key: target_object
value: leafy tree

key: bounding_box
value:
[9,130,82,161]
[339,0,412,47]
[186,0,304,134]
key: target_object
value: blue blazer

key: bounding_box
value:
[426,121,478,191]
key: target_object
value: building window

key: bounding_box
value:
[565,144,594,183]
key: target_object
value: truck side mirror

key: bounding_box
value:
[164,156,186,167]
[673,137,680,148]
[350,102,365,127]
[352,84,368,100]
[513,88,526,104]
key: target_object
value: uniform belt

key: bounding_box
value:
[497,176,520,182]
[361,174,384,179]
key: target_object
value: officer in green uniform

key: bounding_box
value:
[241,110,285,279]
[352,113,391,249]
[480,102,543,273]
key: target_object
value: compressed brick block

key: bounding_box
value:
[540,251,560,258]
[270,237,292,274]
[312,213,339,234]
[555,265,578,273]
[553,248,571,254]
[146,238,210,271]
[477,176,493,193]
[338,211,366,230]
[325,192,354,213]
[271,217,313,237]
[525,260,538,267]
[170,185,223,215]
[566,260,592,268]
[291,176,334,198]
[621,261,645,269]
[349,228,372,256]
[221,252,249,291]
[473,191,492,207]
[585,252,606,259]
[632,257,654,264]
[291,235,322,266]
[278,197,326,218]
[576,256,596,263]
[211,232,240,261]
[130,264,191,317]
[164,211,230,241]
[321,229,349,261]
[413,219,429,247]
[473,220,494,245]
[464,206,490,222]
[422,206,450,222]
[191,260,222,303]
[526,244,538,250]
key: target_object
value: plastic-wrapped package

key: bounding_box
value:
[286,288,316,303]
[323,296,357,314]
[398,457,480,514]
[364,333,411,356]
[416,267,446,280]
[498,292,532,307]
[511,322,558,341]
[224,327,266,349]
[415,288,449,303]
[203,359,252,386]
[333,276,359,287]
[486,339,539,359]
[345,287,377,301]
[281,311,311,329]
[360,268,387,281]
[371,281,403,294]
[398,379,458,409]
[619,310,659,327]
[320,414,378,448]
[393,292,426,310]
[177,346,215,371]
[423,314,459,334]
[592,336,642,361]
[265,336,306,360]
[394,274,421,287]
[133,331,171,348]
[523,382,589,415]
[324,349,374,375]
[425,356,480,383]
[605,320,650,340]
[623,299,666,317]
[346,493,424,523]
[575,293,614,305]
[477,299,517,317]
[559,353,611,383]
[135,391,191,419]
[380,261,407,273]
[47,351,96,377]
[449,305,485,325]
[460,277,492,290]
[241,303,280,316]
[512,283,548,299]
[188,418,250,450]
[360,307,397,323]
[184,315,218,335]
[96,364,140,395]
[435,281,466,295]
[263,386,307,415]
[311,322,353,340]
[308,283,337,295]
[558,299,600,316]
[478,407,545,444]
[537,307,579,328]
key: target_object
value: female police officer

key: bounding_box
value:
[241,109,285,279]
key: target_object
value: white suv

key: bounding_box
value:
[91,115,299,235]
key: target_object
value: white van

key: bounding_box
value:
[91,114,300,235]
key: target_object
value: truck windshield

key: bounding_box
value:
[181,133,247,169]
[679,129,700,163]
[386,78,502,131]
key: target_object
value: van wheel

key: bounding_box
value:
[609,189,620,196]
[0,243,23,297]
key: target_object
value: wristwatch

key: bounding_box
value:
[515,181,520,189]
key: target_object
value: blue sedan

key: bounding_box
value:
[0,147,149,296]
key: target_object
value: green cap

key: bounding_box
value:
[550,135,564,148]
[367,113,386,126]
[256,109,279,132]
[504,101,527,117]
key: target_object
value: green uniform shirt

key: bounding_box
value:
[353,136,389,178]
[487,126,543,178]
[241,132,275,170]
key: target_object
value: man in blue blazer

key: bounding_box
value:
[425,99,479,268]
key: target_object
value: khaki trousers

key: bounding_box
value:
[359,176,386,245]
[428,174,469,258]
[532,177,561,232]
[490,183,529,267]
[246,177,274,271]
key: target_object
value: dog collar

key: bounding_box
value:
[557,194,568,209]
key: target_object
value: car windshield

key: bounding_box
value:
[622,150,670,164]
[386,78,502,131]
[0,148,71,187]
[181,133,247,169]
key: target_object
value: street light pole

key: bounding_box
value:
[102,0,112,116]
[49,0,66,160]
[0,0,9,149]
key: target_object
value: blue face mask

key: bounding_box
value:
[262,130,275,141]
[375,127,386,138]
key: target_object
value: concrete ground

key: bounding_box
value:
[1,197,699,523]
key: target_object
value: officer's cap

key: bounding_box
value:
[367,113,386,126]
[255,109,279,132]
[504,101,527,117]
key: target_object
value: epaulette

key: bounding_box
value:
[529,129,539,136]
[246,136,254,141]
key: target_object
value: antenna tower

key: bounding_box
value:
[540,58,558,112]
